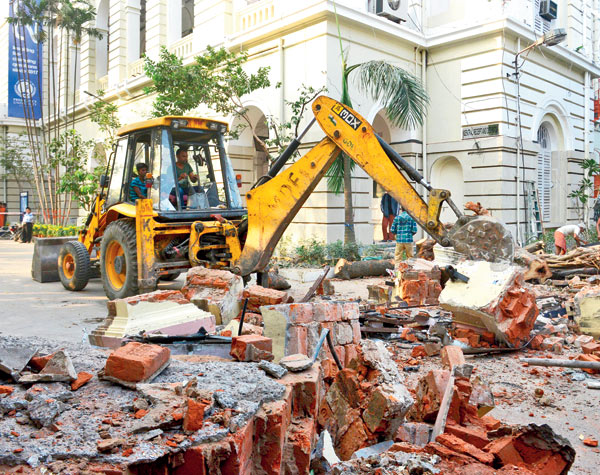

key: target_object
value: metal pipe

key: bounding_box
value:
[584,71,591,225]
[237,298,249,336]
[376,134,431,190]
[515,37,522,246]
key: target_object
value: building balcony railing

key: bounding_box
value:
[169,34,194,60]
[128,58,145,78]
[235,0,277,34]
[97,75,108,92]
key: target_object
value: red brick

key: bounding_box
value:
[445,422,489,449]
[529,334,544,350]
[183,398,205,432]
[221,418,255,474]
[242,285,290,312]
[411,345,427,358]
[285,366,321,419]
[282,418,315,474]
[581,341,600,354]
[282,304,314,324]
[230,335,273,362]
[441,346,466,369]
[577,353,600,374]
[485,437,524,466]
[0,385,14,395]
[424,442,478,465]
[29,353,55,372]
[481,415,501,431]
[436,433,494,465]
[410,370,450,422]
[175,446,207,475]
[350,320,361,344]
[320,359,339,380]
[287,325,308,356]
[313,302,342,322]
[104,342,170,383]
[337,418,369,461]
[254,399,290,475]
[70,372,93,391]
[344,344,359,367]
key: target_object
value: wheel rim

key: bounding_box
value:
[105,241,126,290]
[62,254,75,280]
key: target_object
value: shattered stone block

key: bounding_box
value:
[19,350,77,383]
[409,369,450,423]
[541,336,564,353]
[362,383,413,434]
[337,418,369,461]
[104,342,171,384]
[90,292,216,348]
[394,422,431,447]
[440,261,538,347]
[230,335,273,362]
[181,268,244,325]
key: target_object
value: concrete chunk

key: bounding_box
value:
[0,346,39,379]
[19,350,77,383]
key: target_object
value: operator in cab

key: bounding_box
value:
[130,163,151,201]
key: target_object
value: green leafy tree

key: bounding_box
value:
[0,133,33,193]
[264,84,327,159]
[88,90,122,164]
[569,158,600,224]
[48,129,99,214]
[328,3,429,244]
[144,46,272,156]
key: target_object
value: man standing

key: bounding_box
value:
[554,222,587,255]
[21,207,34,243]
[380,192,399,242]
[391,207,417,264]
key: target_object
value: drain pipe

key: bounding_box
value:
[421,49,428,210]
[584,70,591,224]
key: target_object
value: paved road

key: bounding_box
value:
[0,239,183,343]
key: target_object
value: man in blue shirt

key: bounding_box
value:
[130,163,149,202]
[21,207,34,243]
[390,206,417,263]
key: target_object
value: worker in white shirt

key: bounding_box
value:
[554,222,587,255]
[21,207,34,243]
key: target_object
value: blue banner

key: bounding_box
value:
[8,1,42,120]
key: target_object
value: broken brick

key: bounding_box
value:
[230,335,273,362]
[70,372,93,391]
[436,433,494,464]
[243,285,291,312]
[183,398,205,432]
[411,345,427,358]
[445,421,489,449]
[577,353,600,374]
[394,422,431,447]
[485,436,524,466]
[104,342,170,383]
[0,385,15,395]
[29,353,55,372]
[441,346,466,369]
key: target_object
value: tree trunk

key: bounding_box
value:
[334,258,394,280]
[343,153,356,244]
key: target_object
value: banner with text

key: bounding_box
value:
[8,1,43,120]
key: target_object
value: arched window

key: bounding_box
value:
[536,124,552,222]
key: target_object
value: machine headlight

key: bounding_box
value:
[171,119,189,129]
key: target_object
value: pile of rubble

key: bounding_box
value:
[4,241,600,473]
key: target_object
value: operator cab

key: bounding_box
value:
[107,117,244,219]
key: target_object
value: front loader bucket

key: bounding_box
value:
[31,236,78,283]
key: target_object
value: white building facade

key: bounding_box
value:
[2,0,600,243]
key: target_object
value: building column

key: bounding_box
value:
[126,0,142,63]
[108,0,130,87]
[79,31,97,96]
[193,0,233,50]
[145,0,168,59]
[168,0,182,45]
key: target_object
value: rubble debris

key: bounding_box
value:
[416,237,436,261]
[514,248,552,283]
[440,260,538,347]
[334,258,394,280]
[300,265,331,302]
[242,285,292,313]
[258,360,288,379]
[261,301,360,364]
[19,350,77,383]
[574,285,600,337]
[71,371,93,391]
[396,260,442,306]
[181,267,244,325]
[102,342,171,387]
[230,335,273,362]
[0,346,38,380]
[89,289,216,348]
[310,429,340,472]
[279,354,313,372]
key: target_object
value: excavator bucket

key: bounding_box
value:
[448,216,515,263]
[31,236,78,282]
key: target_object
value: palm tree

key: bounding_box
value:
[328,5,429,245]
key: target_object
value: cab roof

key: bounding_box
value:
[117,116,229,137]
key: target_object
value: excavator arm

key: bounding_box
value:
[234,96,513,276]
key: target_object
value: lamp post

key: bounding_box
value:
[513,28,566,246]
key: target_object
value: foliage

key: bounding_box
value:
[89,90,121,154]
[33,223,81,237]
[325,239,361,261]
[0,133,33,190]
[48,129,100,212]
[294,238,328,266]
[264,84,327,158]
[568,158,600,222]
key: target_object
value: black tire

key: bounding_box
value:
[58,241,91,291]
[100,219,139,300]
[159,271,181,281]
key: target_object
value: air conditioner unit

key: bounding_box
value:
[539,0,557,21]
[369,0,407,23]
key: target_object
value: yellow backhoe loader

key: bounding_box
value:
[57,96,514,300]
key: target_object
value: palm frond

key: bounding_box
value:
[353,60,429,129]
[326,153,354,195]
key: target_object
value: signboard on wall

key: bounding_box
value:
[462,124,499,140]
[8,1,43,120]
